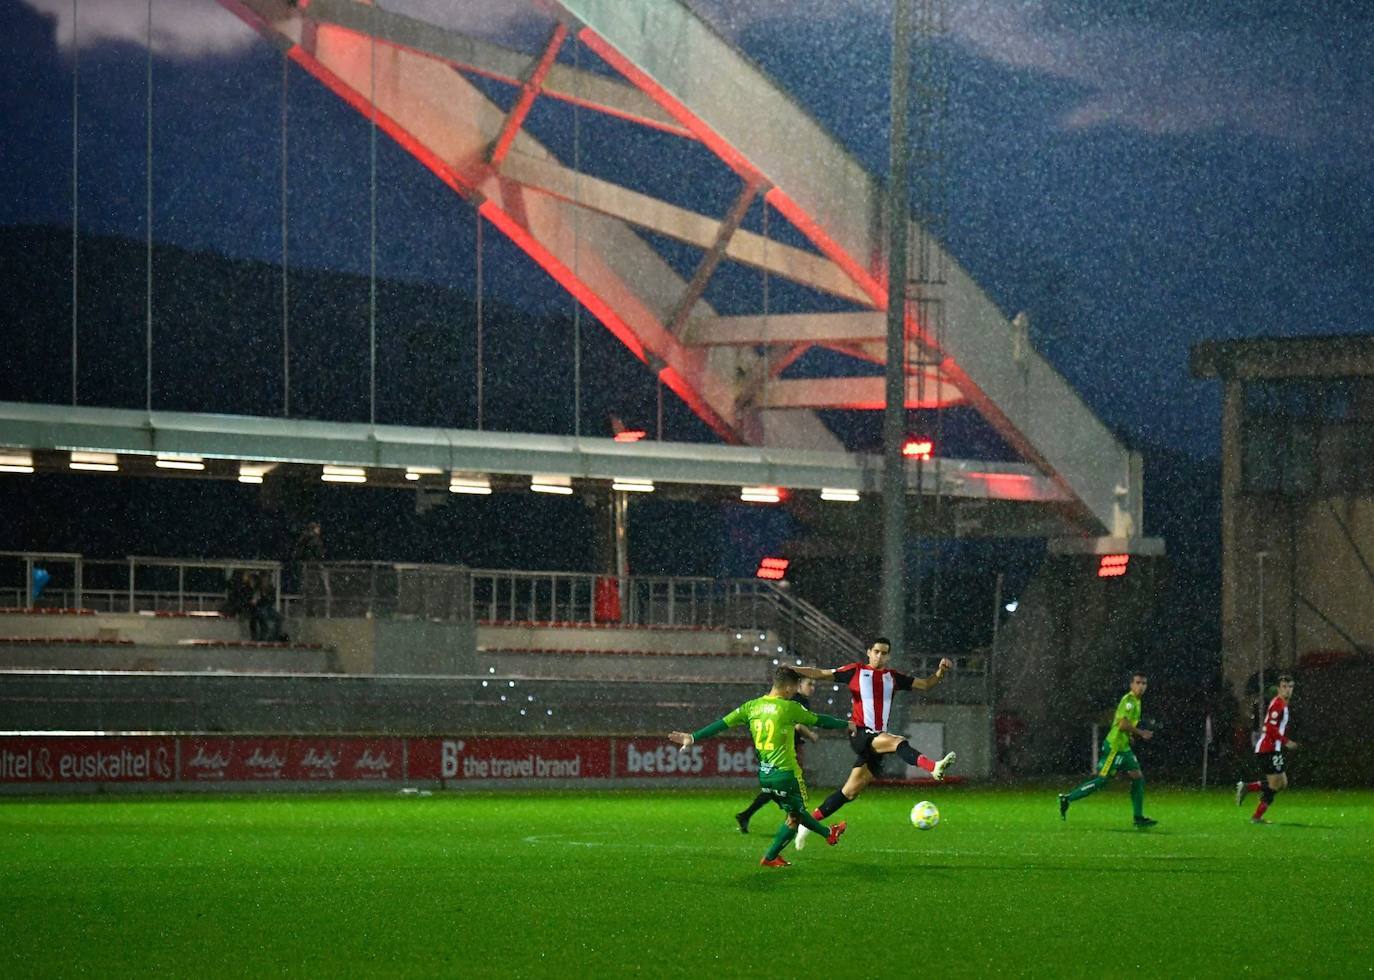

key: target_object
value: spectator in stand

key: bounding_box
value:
[291,521,327,612]
[225,570,255,637]
[292,521,325,563]
[251,573,284,642]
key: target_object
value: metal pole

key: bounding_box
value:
[990,571,1003,708]
[881,0,912,653]
[1257,550,1268,712]
[614,490,629,618]
[1202,713,1211,789]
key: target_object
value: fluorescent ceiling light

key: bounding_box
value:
[238,463,272,485]
[740,486,781,503]
[531,474,573,495]
[449,474,492,495]
[611,479,654,493]
[69,451,118,472]
[155,453,205,471]
[0,452,34,474]
[321,465,367,484]
[405,466,443,481]
[820,487,860,502]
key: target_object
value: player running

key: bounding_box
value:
[790,637,956,849]
[735,675,819,833]
[669,666,854,867]
[1236,674,1298,824]
[1057,671,1158,827]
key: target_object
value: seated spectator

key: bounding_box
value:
[225,571,255,635]
[251,574,285,642]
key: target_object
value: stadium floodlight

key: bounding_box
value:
[69,451,118,472]
[155,453,205,471]
[405,466,443,482]
[530,474,573,495]
[0,452,34,474]
[449,474,493,495]
[321,465,367,484]
[611,478,654,493]
[740,485,782,503]
[238,463,273,485]
[902,437,935,460]
[755,556,790,580]
[1098,553,1130,578]
[820,487,860,502]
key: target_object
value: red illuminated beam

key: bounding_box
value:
[217,0,749,444]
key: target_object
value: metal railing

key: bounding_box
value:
[0,552,279,614]
[292,562,470,620]
[1,551,865,663]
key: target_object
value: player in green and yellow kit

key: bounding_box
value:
[1057,671,1158,827]
[669,666,855,867]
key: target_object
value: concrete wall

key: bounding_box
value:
[1223,493,1374,699]
[801,704,992,783]
[374,620,477,675]
[478,622,760,655]
[0,643,336,673]
[0,611,244,644]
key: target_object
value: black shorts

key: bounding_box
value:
[1257,751,1285,776]
[849,725,887,777]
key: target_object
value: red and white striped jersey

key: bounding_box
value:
[832,663,916,732]
[1255,696,1290,753]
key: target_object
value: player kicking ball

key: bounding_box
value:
[1057,671,1158,828]
[735,676,819,833]
[791,637,957,849]
[669,666,853,867]
[1236,674,1298,824]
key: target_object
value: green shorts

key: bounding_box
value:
[757,767,809,815]
[1098,742,1140,777]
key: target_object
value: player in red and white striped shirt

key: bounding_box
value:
[1235,675,1298,824]
[790,637,955,848]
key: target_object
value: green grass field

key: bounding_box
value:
[2,785,1370,978]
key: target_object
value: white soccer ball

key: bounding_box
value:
[910,800,940,830]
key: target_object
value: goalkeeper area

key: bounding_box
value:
[2,786,1369,977]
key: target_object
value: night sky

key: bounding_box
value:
[6,0,1373,460]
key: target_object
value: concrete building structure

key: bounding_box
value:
[1192,336,1374,700]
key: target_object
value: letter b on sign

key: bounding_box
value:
[441,740,462,778]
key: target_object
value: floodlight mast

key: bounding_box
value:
[881,0,913,657]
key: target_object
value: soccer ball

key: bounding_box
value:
[910,800,940,830]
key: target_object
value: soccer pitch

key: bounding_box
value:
[2,786,1369,978]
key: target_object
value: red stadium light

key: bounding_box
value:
[901,437,934,460]
[613,429,647,443]
[1098,554,1130,578]
[756,557,790,580]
